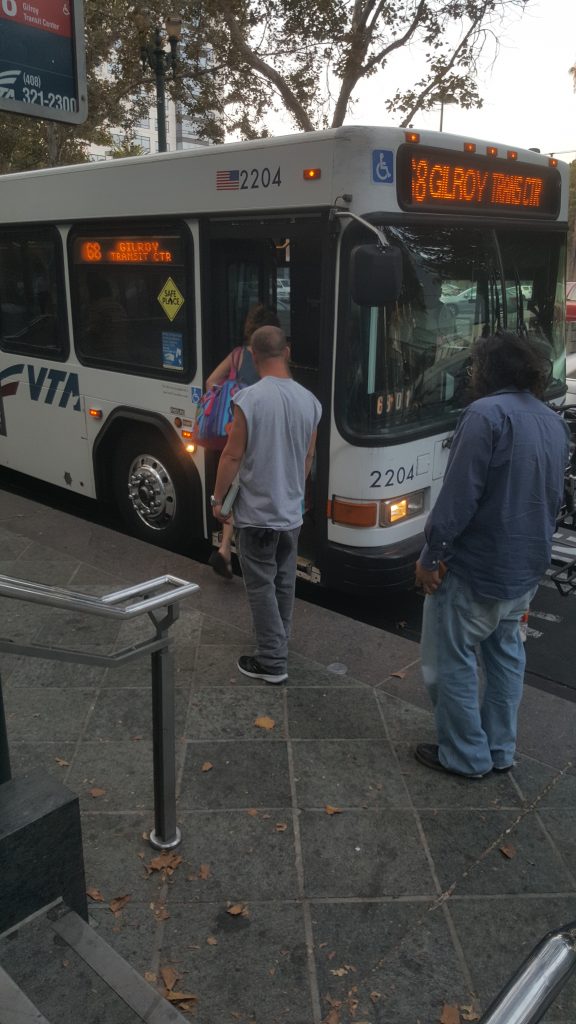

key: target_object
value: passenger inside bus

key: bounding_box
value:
[84,275,128,356]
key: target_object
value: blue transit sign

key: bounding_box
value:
[0,0,87,124]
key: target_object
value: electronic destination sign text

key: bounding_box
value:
[397,145,561,218]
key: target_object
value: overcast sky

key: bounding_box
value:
[344,0,576,162]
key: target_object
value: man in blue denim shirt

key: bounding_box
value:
[415,332,570,779]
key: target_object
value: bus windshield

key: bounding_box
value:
[337,224,566,442]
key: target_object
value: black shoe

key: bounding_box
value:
[414,743,489,779]
[492,763,515,773]
[208,551,233,580]
[237,655,288,685]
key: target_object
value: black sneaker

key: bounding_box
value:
[237,655,287,685]
[414,743,489,779]
[492,762,515,773]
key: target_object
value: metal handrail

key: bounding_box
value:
[480,921,576,1023]
[0,573,199,850]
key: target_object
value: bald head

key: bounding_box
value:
[251,325,288,361]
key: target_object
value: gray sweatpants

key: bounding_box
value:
[236,527,300,673]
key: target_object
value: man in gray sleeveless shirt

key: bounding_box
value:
[212,326,322,683]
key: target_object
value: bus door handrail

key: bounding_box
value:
[480,921,576,1023]
[0,573,199,850]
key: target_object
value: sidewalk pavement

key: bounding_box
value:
[0,488,576,1024]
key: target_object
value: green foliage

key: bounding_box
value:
[0,0,532,172]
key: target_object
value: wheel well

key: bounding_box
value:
[93,410,203,529]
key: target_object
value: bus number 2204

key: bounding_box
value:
[240,167,281,189]
[370,466,415,487]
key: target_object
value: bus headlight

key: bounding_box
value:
[380,490,425,526]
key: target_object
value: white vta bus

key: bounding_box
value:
[0,126,569,591]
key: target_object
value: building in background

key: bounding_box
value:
[88,98,207,161]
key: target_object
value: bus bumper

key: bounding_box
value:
[319,533,424,593]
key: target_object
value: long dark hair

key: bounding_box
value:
[471,331,552,400]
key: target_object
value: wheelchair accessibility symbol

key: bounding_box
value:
[372,149,394,184]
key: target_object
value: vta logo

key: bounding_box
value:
[0,364,81,411]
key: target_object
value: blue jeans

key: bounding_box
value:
[420,570,537,775]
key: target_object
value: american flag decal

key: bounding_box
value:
[216,169,240,191]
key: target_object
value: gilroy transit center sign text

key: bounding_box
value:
[0,0,87,123]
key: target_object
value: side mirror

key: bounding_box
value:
[350,244,403,306]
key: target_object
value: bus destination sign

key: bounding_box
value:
[0,0,87,124]
[396,145,561,218]
[74,237,182,265]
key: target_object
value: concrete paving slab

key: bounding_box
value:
[286,689,386,739]
[395,743,524,810]
[311,900,470,1024]
[165,810,299,902]
[185,688,286,740]
[3,685,96,742]
[81,812,164,902]
[160,901,313,1024]
[179,740,291,809]
[291,738,409,809]
[420,808,576,895]
[83,687,188,742]
[299,808,437,898]
[449,896,576,1020]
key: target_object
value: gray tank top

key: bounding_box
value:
[232,376,322,530]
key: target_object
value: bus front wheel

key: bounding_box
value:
[113,430,192,548]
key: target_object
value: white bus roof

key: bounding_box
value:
[0,125,568,224]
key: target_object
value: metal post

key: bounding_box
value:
[154,27,167,154]
[0,672,11,785]
[148,645,180,849]
[480,923,576,1024]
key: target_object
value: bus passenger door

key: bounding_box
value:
[205,218,328,576]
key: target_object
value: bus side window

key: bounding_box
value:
[70,225,193,379]
[0,227,67,358]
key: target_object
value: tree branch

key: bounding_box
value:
[215,0,315,132]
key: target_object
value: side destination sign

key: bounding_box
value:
[396,144,561,218]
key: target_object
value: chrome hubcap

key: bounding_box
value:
[127,453,176,530]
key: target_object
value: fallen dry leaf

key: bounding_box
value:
[201,761,213,772]
[86,887,104,903]
[370,991,381,1004]
[166,991,198,1003]
[324,805,343,815]
[440,1005,461,1024]
[109,894,131,915]
[55,757,70,767]
[160,966,179,991]
[155,906,170,921]
[226,902,249,917]
[148,851,183,875]
[390,670,406,679]
[144,971,157,984]
[198,863,211,880]
[88,787,106,798]
[330,967,349,977]
[246,808,259,817]
[499,844,517,860]
[206,936,218,946]
[323,1009,341,1024]
[254,715,275,730]
[460,1005,481,1022]
[275,823,288,832]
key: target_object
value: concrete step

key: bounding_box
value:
[0,901,187,1024]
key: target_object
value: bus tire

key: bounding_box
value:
[113,428,193,548]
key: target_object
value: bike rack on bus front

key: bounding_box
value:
[0,573,199,849]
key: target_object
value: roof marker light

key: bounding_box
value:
[507,150,518,161]
[464,142,476,153]
[303,168,321,180]
[89,408,103,419]
[486,146,497,157]
[549,157,558,168]
[405,131,420,144]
